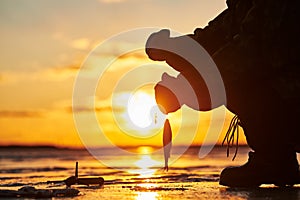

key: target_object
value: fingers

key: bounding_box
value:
[146,29,197,75]
[145,29,171,61]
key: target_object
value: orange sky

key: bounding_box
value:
[0,0,247,148]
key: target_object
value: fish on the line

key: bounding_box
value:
[163,118,172,171]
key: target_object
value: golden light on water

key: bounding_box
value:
[130,155,160,177]
[136,155,159,169]
[135,181,159,200]
[135,192,158,200]
[126,146,161,177]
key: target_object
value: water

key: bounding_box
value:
[1,146,300,199]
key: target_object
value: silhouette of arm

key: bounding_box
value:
[146,0,254,113]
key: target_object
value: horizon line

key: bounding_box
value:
[0,144,250,150]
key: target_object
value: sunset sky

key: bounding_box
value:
[0,0,247,148]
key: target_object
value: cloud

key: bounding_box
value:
[65,105,125,114]
[0,110,44,118]
[118,52,145,60]
[0,60,84,84]
[52,32,95,52]
[49,64,81,75]
[64,95,126,114]
[0,70,41,85]
[71,38,91,50]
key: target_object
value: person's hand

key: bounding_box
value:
[148,29,213,112]
[145,29,171,61]
[146,29,196,75]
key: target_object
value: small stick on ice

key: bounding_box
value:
[163,118,172,171]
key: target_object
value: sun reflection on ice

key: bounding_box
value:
[133,155,160,177]
[127,146,161,177]
[136,192,158,200]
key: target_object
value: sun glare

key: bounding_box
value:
[132,155,160,177]
[128,92,155,128]
[127,91,165,131]
[135,192,158,200]
[135,155,159,169]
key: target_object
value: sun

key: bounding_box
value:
[127,91,165,130]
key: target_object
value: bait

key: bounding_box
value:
[163,119,172,171]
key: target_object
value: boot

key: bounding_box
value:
[219,151,299,187]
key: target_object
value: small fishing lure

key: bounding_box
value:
[163,119,172,171]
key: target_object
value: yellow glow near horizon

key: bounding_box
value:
[137,146,155,154]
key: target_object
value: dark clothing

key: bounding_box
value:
[189,0,300,159]
[146,0,300,187]
[146,0,300,163]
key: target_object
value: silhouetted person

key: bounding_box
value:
[146,0,300,187]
